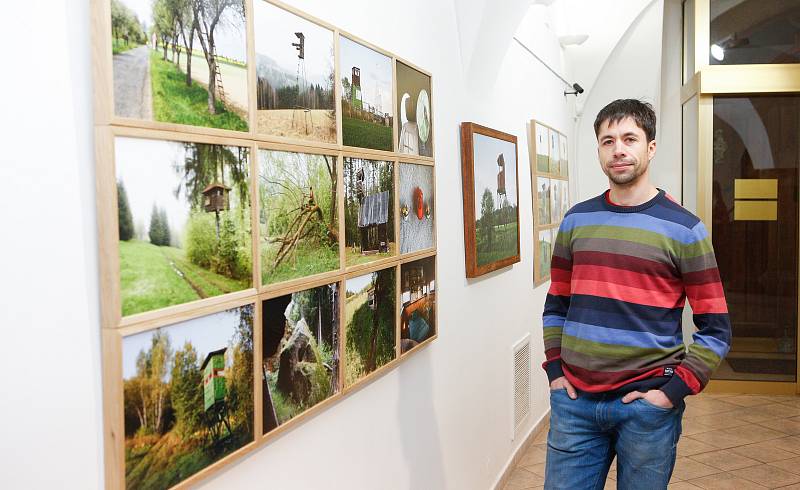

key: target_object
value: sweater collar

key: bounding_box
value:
[601,188,665,213]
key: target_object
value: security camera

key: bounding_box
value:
[565,83,584,97]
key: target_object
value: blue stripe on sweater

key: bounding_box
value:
[560,210,699,244]
[563,320,684,349]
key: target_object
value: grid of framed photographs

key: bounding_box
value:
[530,120,569,287]
[93,0,437,488]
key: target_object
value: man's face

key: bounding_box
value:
[596,117,656,186]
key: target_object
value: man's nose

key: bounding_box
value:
[613,140,627,158]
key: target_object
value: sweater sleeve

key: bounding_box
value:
[541,221,573,383]
[660,221,732,406]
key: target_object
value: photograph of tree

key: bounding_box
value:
[111,0,249,131]
[537,176,551,226]
[396,61,432,157]
[399,163,434,254]
[560,180,570,218]
[344,268,396,387]
[253,1,335,143]
[559,133,569,177]
[401,256,435,354]
[549,128,560,175]
[115,136,252,317]
[339,36,393,151]
[262,282,339,434]
[537,229,553,279]
[535,123,549,173]
[472,133,519,267]
[258,150,339,286]
[122,304,254,489]
[343,157,396,266]
[550,178,563,224]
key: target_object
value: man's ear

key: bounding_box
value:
[648,139,657,161]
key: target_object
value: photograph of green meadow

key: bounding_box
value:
[254,0,336,143]
[339,36,393,151]
[344,157,396,267]
[111,0,249,131]
[345,269,396,387]
[262,283,339,434]
[115,137,252,317]
[259,150,339,286]
[472,133,519,267]
[122,304,254,489]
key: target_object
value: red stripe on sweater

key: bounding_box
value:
[573,251,677,278]
[572,264,683,292]
[685,282,725,300]
[687,296,728,314]
[676,366,701,394]
[563,363,668,392]
[548,281,571,296]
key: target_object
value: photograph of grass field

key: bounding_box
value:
[537,229,553,280]
[559,132,569,177]
[396,61,432,157]
[343,157,396,267]
[549,128,560,175]
[535,123,549,173]
[472,132,519,268]
[258,149,339,286]
[254,1,336,143]
[536,176,551,226]
[122,304,254,489]
[115,137,252,317]
[339,36,393,151]
[262,283,339,434]
[345,268,396,387]
[399,163,434,254]
[111,0,249,131]
[401,256,435,354]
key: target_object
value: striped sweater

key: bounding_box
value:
[542,189,731,405]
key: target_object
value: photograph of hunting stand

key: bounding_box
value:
[460,122,521,278]
[94,1,437,488]
[529,119,570,286]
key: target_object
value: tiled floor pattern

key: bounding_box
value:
[504,392,800,489]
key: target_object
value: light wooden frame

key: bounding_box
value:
[529,119,570,287]
[681,0,800,395]
[460,122,522,278]
[93,0,438,487]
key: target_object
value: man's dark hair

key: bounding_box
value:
[593,99,656,142]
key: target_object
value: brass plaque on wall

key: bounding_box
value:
[734,200,778,221]
[734,179,778,199]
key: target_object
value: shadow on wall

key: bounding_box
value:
[398,349,446,488]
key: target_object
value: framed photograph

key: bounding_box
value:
[339,36,394,151]
[253,1,336,143]
[262,282,339,434]
[400,256,436,354]
[536,176,552,226]
[399,163,435,254]
[396,61,433,157]
[549,129,560,174]
[258,149,340,286]
[114,136,252,318]
[110,0,249,131]
[535,123,549,173]
[121,303,254,489]
[344,268,397,387]
[559,133,569,177]
[460,122,520,278]
[343,156,396,267]
[550,178,563,224]
[535,229,554,284]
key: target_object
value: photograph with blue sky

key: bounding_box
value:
[472,133,518,217]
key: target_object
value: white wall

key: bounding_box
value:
[0,1,578,489]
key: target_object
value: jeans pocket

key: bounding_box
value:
[637,398,674,412]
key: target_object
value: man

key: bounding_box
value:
[542,99,731,489]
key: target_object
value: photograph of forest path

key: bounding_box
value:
[401,256,436,354]
[254,0,336,143]
[345,269,396,387]
[123,304,254,489]
[259,150,339,286]
[472,133,519,267]
[339,36,393,151]
[344,157,396,267]
[111,0,248,131]
[116,137,252,317]
[262,283,339,434]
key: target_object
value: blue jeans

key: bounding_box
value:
[544,389,685,490]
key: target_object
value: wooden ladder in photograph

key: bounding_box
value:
[210,44,227,107]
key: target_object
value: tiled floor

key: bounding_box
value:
[504,392,800,489]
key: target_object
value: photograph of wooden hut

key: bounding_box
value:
[471,132,519,268]
[396,61,433,157]
[253,1,336,143]
[343,157,396,266]
[115,136,252,317]
[122,304,254,489]
[110,0,249,131]
[559,133,569,177]
[535,123,549,173]
[339,36,394,151]
[258,150,339,286]
[344,268,396,387]
[400,256,436,354]
[262,282,339,434]
[537,176,551,226]
[399,163,434,254]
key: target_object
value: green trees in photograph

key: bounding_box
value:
[148,205,171,246]
[259,151,338,285]
[111,0,145,51]
[118,181,135,241]
[475,186,518,266]
[342,157,394,265]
